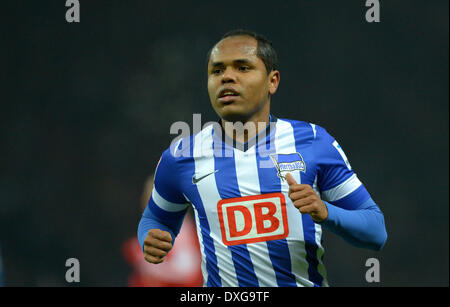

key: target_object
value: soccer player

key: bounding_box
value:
[137,29,387,287]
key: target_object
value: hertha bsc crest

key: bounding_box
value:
[270,153,306,181]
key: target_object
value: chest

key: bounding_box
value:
[182,144,318,204]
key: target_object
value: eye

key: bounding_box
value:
[239,66,250,72]
[212,68,222,74]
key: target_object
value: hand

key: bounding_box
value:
[143,229,173,264]
[285,173,328,223]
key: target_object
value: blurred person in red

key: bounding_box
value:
[122,174,203,287]
[0,243,4,286]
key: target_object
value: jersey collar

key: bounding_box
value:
[212,114,278,152]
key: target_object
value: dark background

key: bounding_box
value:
[1,0,448,286]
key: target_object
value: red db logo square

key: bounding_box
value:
[217,193,289,246]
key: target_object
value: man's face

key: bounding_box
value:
[207,36,279,123]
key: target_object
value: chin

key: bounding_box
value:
[219,111,250,123]
[212,103,244,122]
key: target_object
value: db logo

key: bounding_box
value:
[217,193,289,246]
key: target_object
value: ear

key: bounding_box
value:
[268,70,280,95]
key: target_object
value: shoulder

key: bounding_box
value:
[276,117,331,142]
[162,123,215,163]
[276,118,343,157]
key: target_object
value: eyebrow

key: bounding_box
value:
[210,59,253,67]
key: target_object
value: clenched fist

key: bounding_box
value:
[143,229,173,264]
[285,173,328,223]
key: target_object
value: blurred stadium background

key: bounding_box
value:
[0,0,448,286]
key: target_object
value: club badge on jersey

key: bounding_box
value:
[270,152,306,181]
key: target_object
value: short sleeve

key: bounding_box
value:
[313,125,370,210]
[146,148,189,222]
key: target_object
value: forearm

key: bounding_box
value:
[321,198,387,251]
[137,206,185,251]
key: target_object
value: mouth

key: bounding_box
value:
[218,88,240,104]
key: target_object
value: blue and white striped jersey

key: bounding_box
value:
[145,116,371,287]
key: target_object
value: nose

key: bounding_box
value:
[221,66,236,84]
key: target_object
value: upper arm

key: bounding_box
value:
[144,149,189,232]
[314,126,371,210]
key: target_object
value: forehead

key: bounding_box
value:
[209,36,259,64]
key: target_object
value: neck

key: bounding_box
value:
[221,109,270,144]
